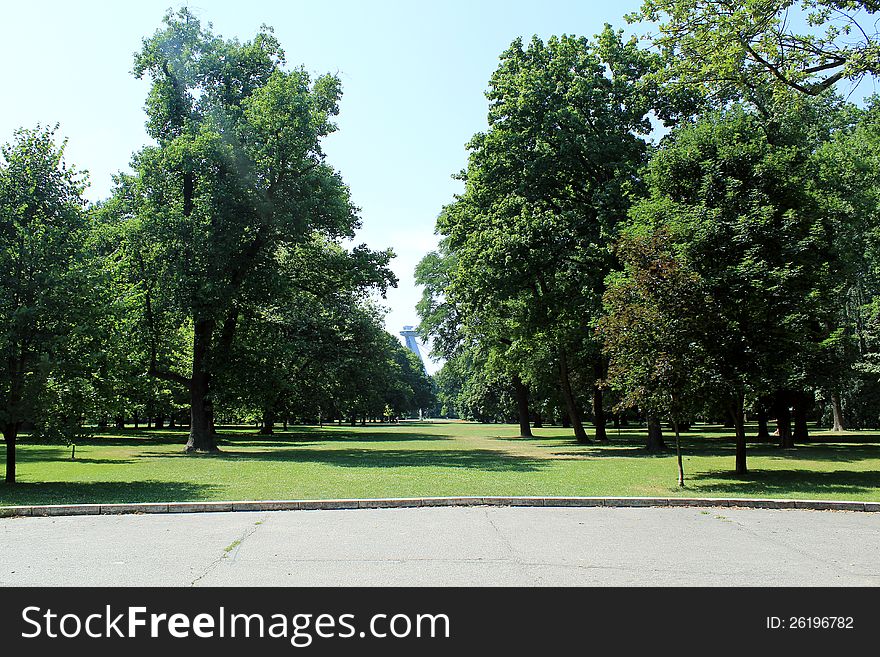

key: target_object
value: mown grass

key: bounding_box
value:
[1,421,878,505]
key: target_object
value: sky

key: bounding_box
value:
[0,0,646,372]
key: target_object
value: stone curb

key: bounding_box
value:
[0,497,876,518]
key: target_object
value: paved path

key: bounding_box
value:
[1,506,878,586]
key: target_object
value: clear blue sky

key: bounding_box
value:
[1,0,645,370]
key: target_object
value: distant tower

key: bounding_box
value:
[400,326,426,369]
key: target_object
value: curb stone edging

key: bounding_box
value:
[0,497,876,518]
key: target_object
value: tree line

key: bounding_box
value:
[0,10,435,484]
[416,1,880,479]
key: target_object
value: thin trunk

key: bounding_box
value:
[168,414,176,429]
[4,365,23,484]
[646,415,665,452]
[592,360,608,442]
[732,395,747,475]
[592,384,608,442]
[672,418,684,488]
[512,374,533,438]
[559,350,589,443]
[831,392,845,432]
[186,319,217,452]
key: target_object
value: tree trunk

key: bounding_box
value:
[532,412,543,428]
[830,391,845,432]
[559,350,589,444]
[756,406,771,441]
[154,415,165,430]
[592,384,608,442]
[3,425,17,484]
[133,411,139,429]
[792,393,810,444]
[776,401,793,449]
[646,415,665,452]
[259,409,275,435]
[168,414,177,429]
[731,395,747,475]
[512,374,533,438]
[672,418,684,488]
[185,319,218,452]
[561,414,571,428]
[114,416,125,429]
[592,359,608,441]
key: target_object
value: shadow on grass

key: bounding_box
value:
[64,458,139,466]
[139,448,547,472]
[0,480,217,506]
[227,431,452,445]
[544,440,880,463]
[40,429,454,449]
[688,469,880,497]
[11,448,137,466]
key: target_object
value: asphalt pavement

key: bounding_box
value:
[2,506,877,586]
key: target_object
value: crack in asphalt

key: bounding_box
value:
[716,512,873,579]
[482,507,519,562]
[189,515,267,587]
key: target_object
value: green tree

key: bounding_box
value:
[632,0,880,99]
[109,10,369,451]
[809,98,880,430]
[600,228,717,484]
[0,126,96,483]
[624,100,847,471]
[429,28,656,443]
[216,237,394,432]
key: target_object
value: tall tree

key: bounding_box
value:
[623,100,847,472]
[111,10,372,451]
[428,28,656,443]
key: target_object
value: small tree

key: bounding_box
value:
[600,228,716,486]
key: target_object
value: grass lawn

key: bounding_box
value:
[1,421,879,505]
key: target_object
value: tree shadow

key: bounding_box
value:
[140,448,548,472]
[545,440,880,463]
[0,480,217,506]
[8,448,137,466]
[227,431,451,445]
[688,469,880,497]
[74,433,189,447]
